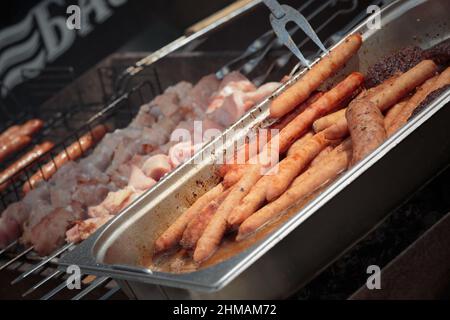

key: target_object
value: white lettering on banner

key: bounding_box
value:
[78,0,114,37]
[35,0,77,62]
[0,0,129,97]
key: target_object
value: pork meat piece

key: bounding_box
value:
[166,81,193,100]
[30,205,84,255]
[244,82,281,106]
[0,216,21,248]
[141,154,172,181]
[66,215,113,244]
[168,141,201,168]
[128,165,157,191]
[102,186,134,214]
[218,71,256,92]
[0,202,28,248]
[151,92,180,118]
[208,92,248,127]
[130,103,156,129]
[181,75,220,112]
[72,183,112,208]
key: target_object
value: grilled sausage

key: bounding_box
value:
[0,125,21,143]
[0,141,54,192]
[16,119,44,137]
[346,99,387,166]
[0,135,31,163]
[270,33,363,118]
[0,119,43,144]
[23,125,107,193]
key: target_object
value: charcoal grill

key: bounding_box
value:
[0,0,396,299]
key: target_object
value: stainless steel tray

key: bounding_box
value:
[59,0,450,299]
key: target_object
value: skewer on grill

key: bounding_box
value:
[71,276,110,300]
[0,240,17,256]
[0,246,34,271]
[11,243,74,285]
[40,279,68,300]
[99,285,121,300]
[22,269,63,298]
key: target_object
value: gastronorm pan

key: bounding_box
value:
[59,0,450,299]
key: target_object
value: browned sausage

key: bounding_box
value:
[346,99,387,166]
[0,119,44,164]
[237,140,353,240]
[270,34,363,118]
[388,66,450,135]
[23,125,107,193]
[0,119,43,145]
[194,165,262,263]
[277,72,364,155]
[17,119,44,137]
[0,141,54,192]
[220,93,324,185]
[153,183,224,254]
[0,125,21,143]
[180,188,231,249]
[0,135,31,163]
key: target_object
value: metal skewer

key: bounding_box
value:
[22,269,63,298]
[11,243,74,285]
[99,286,121,300]
[0,240,17,256]
[71,276,110,300]
[0,246,34,271]
[40,279,69,300]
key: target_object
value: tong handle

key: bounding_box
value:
[262,0,286,19]
[287,6,328,54]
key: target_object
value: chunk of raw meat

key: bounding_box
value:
[128,165,157,191]
[0,216,20,248]
[208,73,256,113]
[168,141,201,168]
[181,75,220,113]
[141,154,172,181]
[30,205,84,255]
[66,215,114,244]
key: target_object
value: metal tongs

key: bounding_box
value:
[262,0,328,69]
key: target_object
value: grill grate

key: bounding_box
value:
[0,72,161,211]
[0,68,161,299]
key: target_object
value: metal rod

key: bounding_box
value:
[11,243,74,285]
[99,286,121,300]
[71,276,110,300]
[40,279,68,300]
[0,240,17,256]
[22,269,63,298]
[0,246,34,271]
